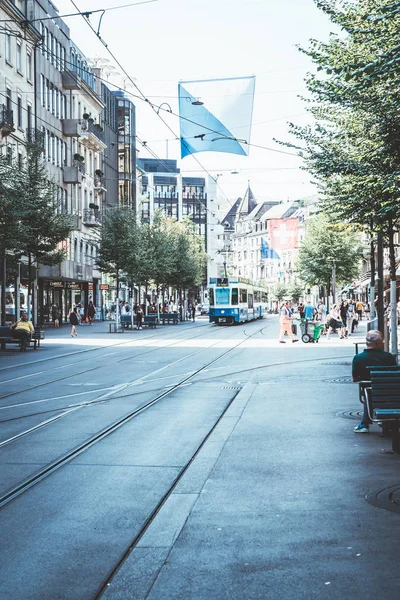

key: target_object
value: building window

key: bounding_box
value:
[17,95,22,128]
[16,41,22,72]
[6,87,12,112]
[18,151,23,170]
[27,51,32,81]
[40,74,45,107]
[6,146,13,165]
[6,31,12,63]
[27,103,32,131]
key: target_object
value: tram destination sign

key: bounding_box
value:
[216,277,229,287]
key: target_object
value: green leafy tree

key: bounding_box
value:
[96,207,137,296]
[288,282,305,302]
[297,213,362,297]
[273,283,288,302]
[15,139,73,324]
[0,152,26,324]
[276,0,400,350]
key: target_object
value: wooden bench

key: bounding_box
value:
[365,369,400,452]
[0,325,43,351]
[160,313,179,325]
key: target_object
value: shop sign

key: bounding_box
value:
[100,284,109,290]
[49,281,65,288]
[88,284,93,290]
[67,283,81,290]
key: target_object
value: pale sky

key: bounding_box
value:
[54,0,337,208]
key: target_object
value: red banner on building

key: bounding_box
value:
[267,218,298,251]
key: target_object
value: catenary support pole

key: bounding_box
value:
[377,231,384,334]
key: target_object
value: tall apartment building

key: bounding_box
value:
[114,91,136,210]
[0,1,41,155]
[136,157,225,286]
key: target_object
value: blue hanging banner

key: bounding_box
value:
[178,76,256,158]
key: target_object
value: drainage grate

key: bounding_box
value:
[221,386,241,390]
[327,377,353,384]
[337,409,363,420]
[366,484,400,514]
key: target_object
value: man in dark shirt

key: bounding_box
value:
[352,330,397,432]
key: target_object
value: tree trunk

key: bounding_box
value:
[0,254,6,326]
[27,254,33,325]
[326,277,331,311]
[116,269,120,330]
[388,218,398,359]
[369,232,376,321]
[377,230,385,334]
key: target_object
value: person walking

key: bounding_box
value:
[87,301,96,325]
[192,303,196,322]
[339,301,349,338]
[136,305,144,330]
[317,301,327,333]
[346,300,355,336]
[356,299,363,321]
[352,330,397,433]
[69,307,79,337]
[279,301,299,344]
[52,304,61,328]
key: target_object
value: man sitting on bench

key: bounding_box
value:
[11,313,34,351]
[352,330,397,433]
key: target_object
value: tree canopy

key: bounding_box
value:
[297,213,362,294]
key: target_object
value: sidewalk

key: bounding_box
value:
[103,320,400,600]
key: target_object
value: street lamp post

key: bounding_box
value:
[332,262,336,305]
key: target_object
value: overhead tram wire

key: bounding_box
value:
[2,39,300,162]
[0,1,159,24]
[0,13,303,161]
[66,0,240,213]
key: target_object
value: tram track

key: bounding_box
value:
[0,321,258,446]
[0,346,352,509]
[0,321,263,508]
[0,320,203,375]
[0,320,246,403]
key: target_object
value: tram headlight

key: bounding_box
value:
[221,310,225,314]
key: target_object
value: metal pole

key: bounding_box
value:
[377,231,384,333]
[332,262,336,305]
[1,257,6,326]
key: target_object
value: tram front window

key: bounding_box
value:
[215,288,230,305]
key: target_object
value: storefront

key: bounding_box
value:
[38,280,90,325]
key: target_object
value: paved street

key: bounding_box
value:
[0,316,399,600]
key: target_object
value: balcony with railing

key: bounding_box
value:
[63,159,86,184]
[0,105,15,137]
[61,119,80,137]
[94,170,107,193]
[61,69,82,90]
[79,119,106,152]
[83,208,102,227]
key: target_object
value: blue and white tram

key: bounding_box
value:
[208,277,268,325]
